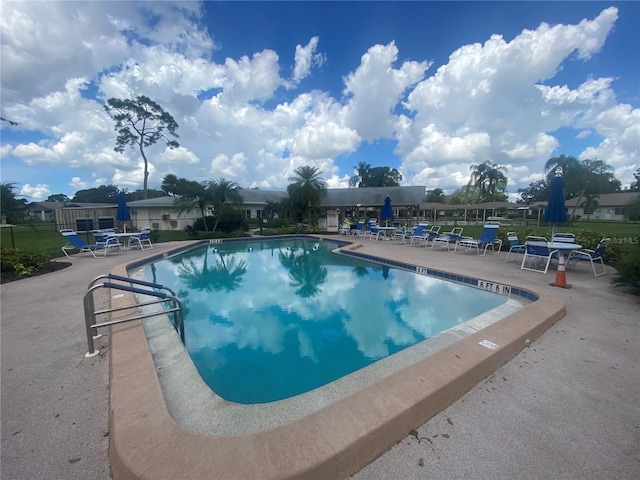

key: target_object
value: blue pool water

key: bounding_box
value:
[143,238,507,404]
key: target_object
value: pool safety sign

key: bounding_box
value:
[479,339,500,350]
[478,280,511,295]
[326,214,339,232]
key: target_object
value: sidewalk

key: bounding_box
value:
[1,239,638,479]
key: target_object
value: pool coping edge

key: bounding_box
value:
[108,239,565,480]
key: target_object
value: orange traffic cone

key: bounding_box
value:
[550,252,572,289]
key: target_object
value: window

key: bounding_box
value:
[256,210,262,218]
[614,207,626,216]
[98,217,115,229]
[152,222,160,230]
[245,209,252,219]
[76,218,94,232]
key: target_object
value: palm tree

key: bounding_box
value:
[467,161,508,202]
[161,174,179,196]
[173,180,213,231]
[287,165,327,225]
[206,178,243,232]
[349,162,371,187]
[581,194,600,222]
[262,201,279,227]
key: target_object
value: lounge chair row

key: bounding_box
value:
[378,221,610,278]
[505,233,610,277]
[60,228,153,259]
[400,223,502,256]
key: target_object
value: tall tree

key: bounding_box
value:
[349,162,371,187]
[104,95,179,199]
[448,185,479,205]
[206,178,244,232]
[126,189,168,201]
[467,161,508,202]
[544,155,619,217]
[72,185,120,203]
[516,179,548,204]
[368,166,402,187]
[287,165,327,225]
[349,162,402,187]
[46,193,70,202]
[1,182,28,224]
[630,168,640,192]
[425,188,446,203]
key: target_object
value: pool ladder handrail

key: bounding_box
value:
[83,274,184,358]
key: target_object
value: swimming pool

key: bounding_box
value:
[112,237,565,480]
[143,238,508,404]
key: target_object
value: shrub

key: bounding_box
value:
[193,212,248,234]
[1,248,50,277]
[613,245,640,289]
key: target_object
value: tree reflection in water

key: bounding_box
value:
[278,244,328,298]
[177,246,247,292]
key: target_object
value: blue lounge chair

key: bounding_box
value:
[520,236,558,274]
[423,225,442,246]
[551,232,575,243]
[129,227,153,251]
[567,238,610,277]
[456,223,502,256]
[354,219,366,237]
[92,229,123,251]
[60,230,117,259]
[504,232,526,263]
[404,223,429,245]
[431,227,464,251]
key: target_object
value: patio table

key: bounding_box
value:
[376,226,397,240]
[111,232,142,251]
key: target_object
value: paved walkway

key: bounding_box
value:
[1,239,638,479]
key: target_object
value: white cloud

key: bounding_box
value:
[398,6,621,186]
[220,50,282,105]
[69,177,88,190]
[210,152,249,179]
[156,146,200,165]
[19,183,50,200]
[0,145,13,158]
[342,42,430,141]
[291,36,326,84]
[2,3,636,196]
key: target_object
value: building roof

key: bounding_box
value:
[323,186,426,207]
[126,196,177,208]
[564,192,640,207]
[124,187,428,208]
[238,190,288,204]
[29,201,116,211]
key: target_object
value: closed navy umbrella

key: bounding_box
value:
[116,191,131,232]
[381,195,393,226]
[543,175,567,236]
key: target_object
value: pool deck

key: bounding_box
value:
[1,237,638,479]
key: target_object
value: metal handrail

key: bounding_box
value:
[87,273,177,297]
[83,277,184,358]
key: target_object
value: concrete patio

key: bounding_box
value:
[1,237,638,479]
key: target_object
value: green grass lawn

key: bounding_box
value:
[0,223,192,258]
[1,220,638,259]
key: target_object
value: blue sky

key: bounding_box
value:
[1,1,638,202]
